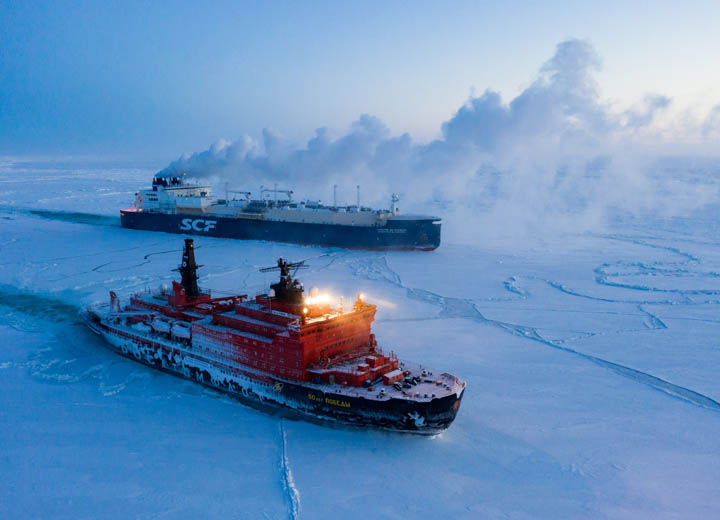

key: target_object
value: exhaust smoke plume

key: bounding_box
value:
[158,39,720,242]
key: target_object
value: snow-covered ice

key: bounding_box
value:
[1,162,719,519]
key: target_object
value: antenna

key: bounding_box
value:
[259,258,308,277]
[356,185,360,207]
[333,184,338,207]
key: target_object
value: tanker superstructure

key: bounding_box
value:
[120,173,441,250]
[86,239,465,432]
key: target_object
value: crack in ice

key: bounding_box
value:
[405,287,720,412]
[279,420,301,520]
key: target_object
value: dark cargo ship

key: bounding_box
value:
[86,239,465,433]
[120,174,441,250]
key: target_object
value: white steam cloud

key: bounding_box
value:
[158,39,720,242]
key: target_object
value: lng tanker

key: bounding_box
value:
[85,239,465,432]
[120,173,441,250]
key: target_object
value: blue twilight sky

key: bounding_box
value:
[1,0,720,160]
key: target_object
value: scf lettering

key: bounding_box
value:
[179,218,217,232]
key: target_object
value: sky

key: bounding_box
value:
[2,0,720,161]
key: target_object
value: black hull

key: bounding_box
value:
[90,321,463,433]
[120,210,441,250]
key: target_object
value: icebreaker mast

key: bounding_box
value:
[177,238,201,299]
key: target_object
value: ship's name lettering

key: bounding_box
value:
[377,228,407,234]
[325,397,351,408]
[179,218,217,232]
[308,393,351,408]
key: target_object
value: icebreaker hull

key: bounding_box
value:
[87,317,464,433]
